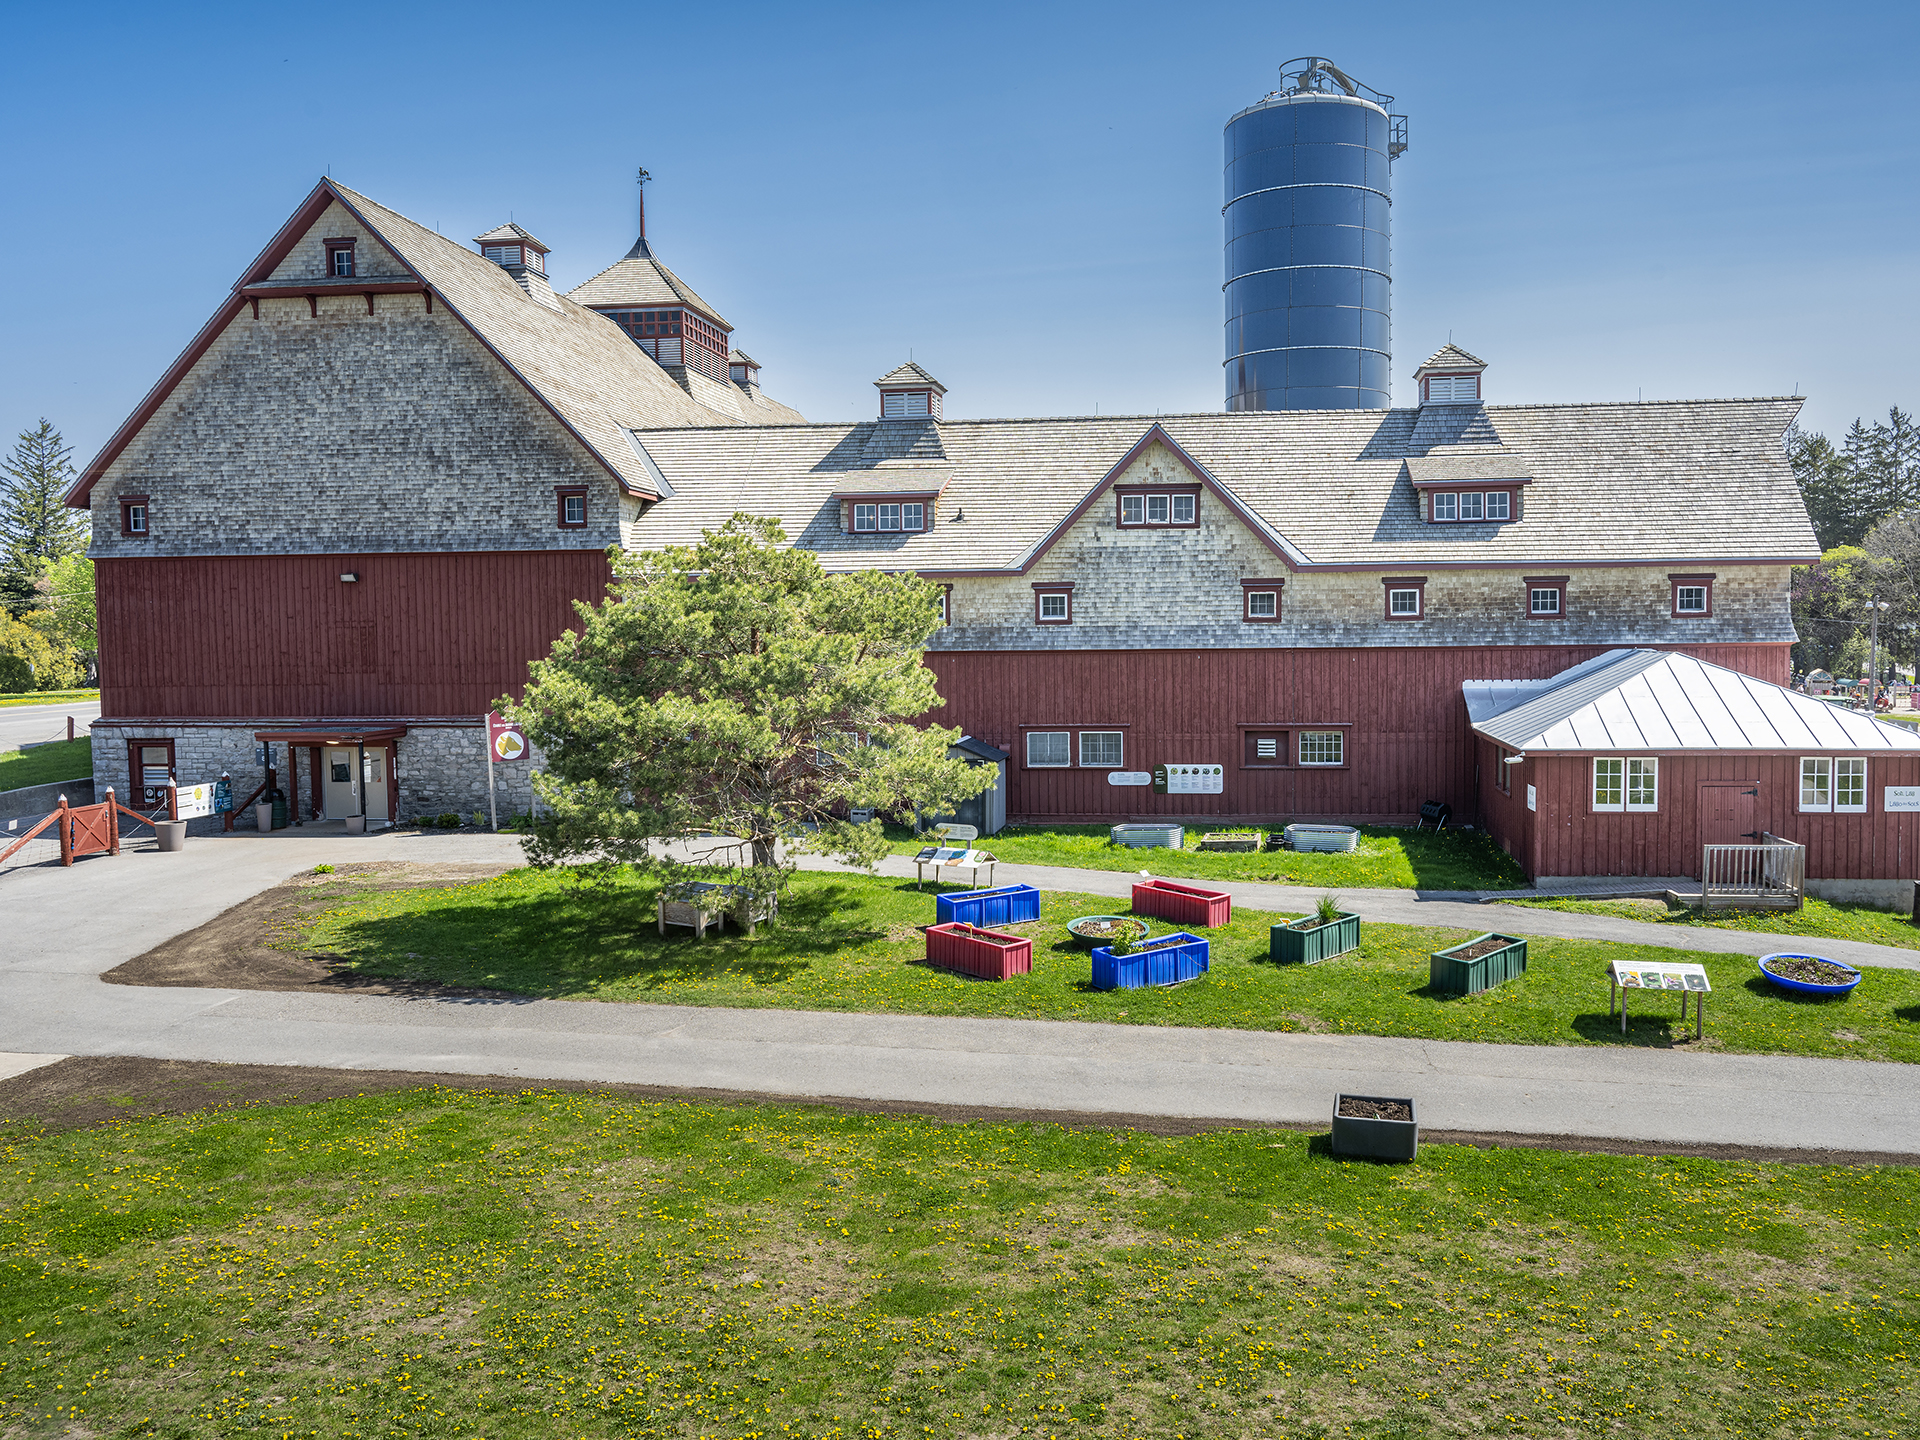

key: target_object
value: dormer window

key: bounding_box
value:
[1116,485,1200,528]
[851,502,926,533]
[874,362,948,420]
[325,238,356,278]
[881,390,941,420]
[1430,490,1512,523]
[1422,373,1479,404]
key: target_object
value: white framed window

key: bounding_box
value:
[330,248,354,277]
[1485,491,1511,521]
[1299,731,1344,766]
[878,503,900,531]
[1593,757,1624,811]
[1800,757,1830,811]
[1431,492,1457,521]
[1171,494,1195,524]
[1626,757,1658,811]
[1676,585,1708,614]
[902,503,924,531]
[1245,589,1278,619]
[1120,495,1145,525]
[1459,492,1485,521]
[1026,731,1070,768]
[853,504,878,532]
[1146,495,1170,524]
[1803,756,1866,813]
[1037,592,1069,621]
[1530,587,1562,615]
[1079,730,1123,768]
[934,589,949,626]
[1388,588,1421,616]
[562,494,585,525]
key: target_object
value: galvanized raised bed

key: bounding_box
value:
[935,883,1042,928]
[1110,823,1184,849]
[1270,911,1361,965]
[1331,1093,1418,1161]
[1430,932,1528,995]
[925,921,1033,981]
[1090,931,1210,991]
[1131,878,1232,928]
[1284,823,1359,853]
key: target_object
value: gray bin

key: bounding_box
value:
[1285,823,1359,853]
[1110,823,1183,849]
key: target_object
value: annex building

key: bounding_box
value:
[68,177,1920,894]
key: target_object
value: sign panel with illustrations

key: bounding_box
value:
[1152,764,1224,795]
[174,782,217,820]
[487,711,527,764]
[1610,960,1711,993]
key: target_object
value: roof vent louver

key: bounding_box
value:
[874,361,946,421]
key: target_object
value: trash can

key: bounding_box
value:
[270,786,288,830]
[255,801,274,832]
[155,819,187,852]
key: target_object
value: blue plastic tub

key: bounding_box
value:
[1758,952,1862,998]
[936,883,1042,928]
[1091,931,1210,991]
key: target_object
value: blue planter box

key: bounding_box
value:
[1091,931,1210,991]
[936,883,1042,928]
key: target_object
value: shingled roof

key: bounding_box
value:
[628,397,1816,573]
[566,236,731,327]
[68,179,798,507]
[1415,344,1487,375]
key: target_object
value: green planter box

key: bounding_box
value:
[1430,932,1528,995]
[1269,911,1361,965]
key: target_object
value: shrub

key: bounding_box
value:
[0,615,82,693]
[436,813,461,828]
[312,863,335,874]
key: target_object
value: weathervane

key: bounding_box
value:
[636,166,651,242]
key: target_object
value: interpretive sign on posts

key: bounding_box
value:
[483,711,527,833]
[1885,786,1920,812]
[1152,764,1224,795]
[1608,959,1711,1039]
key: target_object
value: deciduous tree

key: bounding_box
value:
[506,514,992,906]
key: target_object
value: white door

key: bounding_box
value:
[364,748,390,821]
[322,748,358,818]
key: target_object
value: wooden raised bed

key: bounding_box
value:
[1131,878,1232,928]
[1430,932,1528,995]
[1270,911,1360,965]
[925,921,1034,981]
[1090,931,1210,991]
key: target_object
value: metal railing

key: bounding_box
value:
[1700,833,1805,912]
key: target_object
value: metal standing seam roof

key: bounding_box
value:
[627,398,1817,572]
[1465,649,1920,754]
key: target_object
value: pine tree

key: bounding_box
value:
[0,420,88,616]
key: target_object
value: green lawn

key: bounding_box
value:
[1498,895,1920,953]
[0,738,92,793]
[3,1087,1917,1439]
[291,867,1920,1062]
[891,822,1529,891]
[0,688,97,708]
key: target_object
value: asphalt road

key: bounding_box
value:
[0,699,98,753]
[2,828,1916,1153]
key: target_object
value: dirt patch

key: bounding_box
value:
[102,860,519,997]
[1338,1097,1412,1121]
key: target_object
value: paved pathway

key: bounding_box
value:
[1,829,1915,1154]
[0,700,98,753]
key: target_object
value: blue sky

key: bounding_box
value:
[3,0,1915,467]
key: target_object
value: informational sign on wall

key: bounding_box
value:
[1107,771,1152,787]
[174,782,217,820]
[1886,786,1920,812]
[1153,764,1224,795]
[1526,784,1537,812]
[487,711,527,764]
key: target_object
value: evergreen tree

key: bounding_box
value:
[0,420,88,615]
[1787,407,1919,550]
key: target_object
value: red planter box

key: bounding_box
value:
[1131,878,1232,928]
[925,921,1034,980]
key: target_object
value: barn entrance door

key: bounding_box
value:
[320,747,391,822]
[1696,782,1760,876]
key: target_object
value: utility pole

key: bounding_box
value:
[1866,600,1893,710]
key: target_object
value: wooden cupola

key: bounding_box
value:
[473,223,550,276]
[1414,344,1487,406]
[875,362,946,420]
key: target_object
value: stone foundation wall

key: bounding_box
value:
[89,720,543,826]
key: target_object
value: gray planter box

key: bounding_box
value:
[1110,823,1183,849]
[1285,824,1359,853]
[1330,1094,1418,1161]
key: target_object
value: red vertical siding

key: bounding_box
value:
[927,642,1790,825]
[1489,752,1920,881]
[96,551,612,718]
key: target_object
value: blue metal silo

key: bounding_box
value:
[1224,58,1407,411]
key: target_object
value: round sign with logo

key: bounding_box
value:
[492,729,526,762]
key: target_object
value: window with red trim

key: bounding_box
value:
[1670,573,1714,617]
[1526,576,1568,618]
[119,495,149,538]
[325,237,357,278]
[1383,577,1426,619]
[555,488,588,528]
[1241,579,1284,623]
[1034,586,1073,624]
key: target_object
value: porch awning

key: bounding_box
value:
[254,726,409,746]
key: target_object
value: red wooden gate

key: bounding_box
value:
[0,790,154,870]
